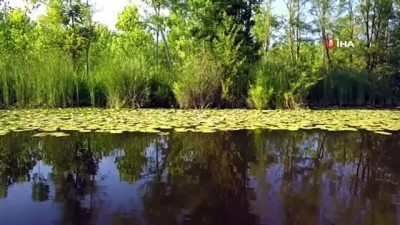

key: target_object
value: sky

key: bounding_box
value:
[10,0,143,29]
[9,0,287,30]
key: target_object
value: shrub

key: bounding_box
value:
[173,50,223,109]
[247,84,274,109]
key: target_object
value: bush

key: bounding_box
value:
[247,84,274,109]
[173,50,223,109]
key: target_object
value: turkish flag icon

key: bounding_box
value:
[325,38,336,49]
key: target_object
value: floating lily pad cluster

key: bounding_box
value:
[0,109,399,137]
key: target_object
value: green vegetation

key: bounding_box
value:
[0,0,399,109]
[0,109,399,136]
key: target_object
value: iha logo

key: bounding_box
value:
[325,38,354,49]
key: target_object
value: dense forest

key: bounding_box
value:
[0,0,399,109]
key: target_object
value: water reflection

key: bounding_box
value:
[0,130,399,225]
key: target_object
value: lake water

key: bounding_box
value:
[0,130,400,225]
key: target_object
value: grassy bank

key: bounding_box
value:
[1,1,399,109]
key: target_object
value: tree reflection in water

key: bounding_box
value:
[249,130,400,225]
[0,130,400,225]
[139,131,258,225]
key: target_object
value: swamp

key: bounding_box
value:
[1,0,400,224]
[0,109,400,225]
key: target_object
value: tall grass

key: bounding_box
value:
[310,68,398,107]
[247,66,274,109]
[0,50,75,108]
[248,43,324,109]
[0,44,397,109]
[249,58,321,109]
[173,49,224,109]
[91,52,153,109]
[250,59,289,108]
[0,55,11,106]
[311,69,368,106]
[0,44,170,109]
[247,83,274,109]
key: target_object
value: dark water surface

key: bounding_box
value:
[1,130,400,225]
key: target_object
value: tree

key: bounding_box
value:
[253,0,276,55]
[167,0,261,106]
[310,0,334,67]
[360,0,393,72]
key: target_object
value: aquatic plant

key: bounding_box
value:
[0,109,398,136]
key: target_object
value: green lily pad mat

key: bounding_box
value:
[0,109,399,136]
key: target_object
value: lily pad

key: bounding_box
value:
[33,132,70,137]
[0,109,398,135]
